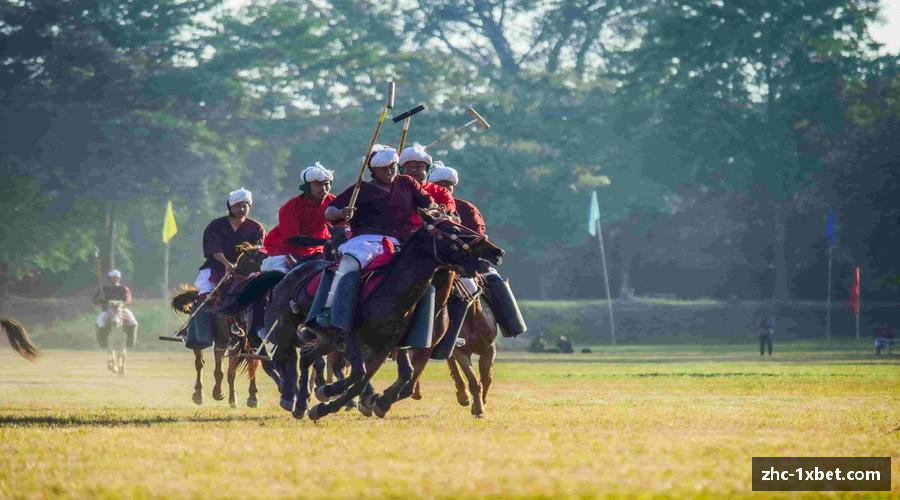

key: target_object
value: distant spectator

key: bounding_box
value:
[758,317,774,356]
[874,323,895,355]
[528,333,547,353]
[557,336,574,354]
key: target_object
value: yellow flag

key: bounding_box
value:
[162,200,178,243]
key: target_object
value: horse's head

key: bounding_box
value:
[416,208,504,278]
[234,242,266,276]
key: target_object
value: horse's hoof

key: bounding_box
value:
[472,412,486,419]
[279,397,295,412]
[212,388,225,401]
[357,400,373,417]
[229,400,237,409]
[192,392,203,406]
[456,394,470,407]
[411,392,422,400]
[471,406,485,418]
[373,399,388,419]
[344,399,357,411]
[308,404,326,421]
[315,385,332,403]
[247,397,258,408]
[292,406,307,420]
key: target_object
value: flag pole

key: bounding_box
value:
[163,240,170,339]
[825,246,832,343]
[856,268,861,356]
[596,219,616,346]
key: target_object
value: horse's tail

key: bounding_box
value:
[218,270,285,315]
[2,317,40,362]
[171,284,199,315]
[227,337,259,376]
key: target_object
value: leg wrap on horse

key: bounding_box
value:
[96,325,111,349]
[400,284,435,349]
[124,324,138,349]
[328,270,361,334]
[273,358,298,410]
[483,273,527,337]
[431,296,472,360]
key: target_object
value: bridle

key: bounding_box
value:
[424,216,488,268]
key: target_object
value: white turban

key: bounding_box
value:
[228,187,253,206]
[301,162,334,184]
[366,144,391,167]
[108,269,122,279]
[399,144,432,167]
[369,147,399,169]
[427,161,459,186]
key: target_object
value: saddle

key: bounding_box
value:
[301,237,397,305]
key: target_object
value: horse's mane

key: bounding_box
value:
[170,284,199,314]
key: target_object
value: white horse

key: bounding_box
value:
[96,300,137,375]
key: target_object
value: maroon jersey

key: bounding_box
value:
[330,175,434,241]
[200,216,266,273]
[94,285,133,308]
[455,198,486,235]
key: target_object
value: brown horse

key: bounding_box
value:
[169,244,266,407]
[445,295,497,417]
[1,317,40,361]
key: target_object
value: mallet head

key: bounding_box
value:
[386,81,395,109]
[466,107,490,129]
[392,104,426,123]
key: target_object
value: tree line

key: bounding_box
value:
[1,0,898,301]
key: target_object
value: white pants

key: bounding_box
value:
[194,269,217,295]
[338,234,400,269]
[261,255,292,274]
[97,309,138,328]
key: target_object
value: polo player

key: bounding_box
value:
[261,162,335,274]
[308,146,436,336]
[398,144,456,226]
[94,269,138,348]
[426,164,526,358]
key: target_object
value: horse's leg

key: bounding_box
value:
[227,348,238,408]
[478,343,496,406]
[294,349,319,419]
[310,344,388,421]
[397,347,430,402]
[193,349,205,405]
[212,347,226,401]
[117,346,126,376]
[313,355,327,389]
[454,349,484,417]
[373,349,414,418]
[247,359,259,408]
[315,336,357,401]
[447,355,470,406]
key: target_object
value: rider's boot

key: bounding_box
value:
[308,257,360,341]
[124,324,138,349]
[431,295,473,360]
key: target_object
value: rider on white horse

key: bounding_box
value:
[94,269,138,345]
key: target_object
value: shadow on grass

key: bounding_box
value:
[0,413,276,428]
[495,355,898,365]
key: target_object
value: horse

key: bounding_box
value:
[169,243,268,407]
[1,317,40,361]
[304,209,504,421]
[445,293,498,417]
[98,299,131,375]
[355,267,457,418]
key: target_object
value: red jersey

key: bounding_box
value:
[455,198,486,235]
[410,182,455,228]
[330,175,434,242]
[264,193,335,258]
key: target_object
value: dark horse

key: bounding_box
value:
[305,209,503,421]
[2,317,40,361]
[169,243,268,407]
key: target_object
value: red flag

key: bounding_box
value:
[849,266,860,317]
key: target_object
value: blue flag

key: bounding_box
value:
[588,191,600,236]
[826,208,835,248]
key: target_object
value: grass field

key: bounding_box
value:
[1,343,898,498]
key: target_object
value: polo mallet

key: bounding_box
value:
[424,107,491,150]
[158,277,229,342]
[240,319,279,361]
[347,81,395,212]
[392,104,426,153]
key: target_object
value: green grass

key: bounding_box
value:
[1,344,898,498]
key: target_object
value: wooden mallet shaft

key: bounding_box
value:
[424,107,490,150]
[348,82,395,211]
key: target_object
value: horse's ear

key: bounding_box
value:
[417,207,435,224]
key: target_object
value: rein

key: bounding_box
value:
[424,217,487,268]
